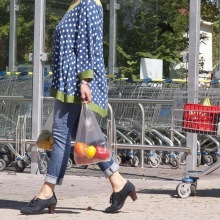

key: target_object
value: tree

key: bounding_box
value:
[0,0,219,77]
[0,0,69,71]
[0,0,10,70]
[115,0,219,78]
[116,0,189,78]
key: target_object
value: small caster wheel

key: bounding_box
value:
[80,165,88,169]
[180,159,186,165]
[116,155,122,165]
[66,158,73,170]
[149,156,160,168]
[197,156,201,167]
[15,160,26,172]
[40,160,48,173]
[176,182,191,198]
[156,154,162,162]
[202,155,213,166]
[25,158,31,168]
[130,156,139,167]
[170,157,180,169]
[190,184,197,196]
[0,158,6,171]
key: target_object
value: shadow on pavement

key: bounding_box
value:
[0,200,106,214]
[137,188,220,198]
[0,200,27,210]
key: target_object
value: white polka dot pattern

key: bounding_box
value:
[51,0,108,111]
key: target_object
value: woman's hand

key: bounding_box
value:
[80,81,92,103]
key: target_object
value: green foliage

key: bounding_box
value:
[0,0,68,70]
[0,0,219,78]
[201,0,219,21]
[0,0,10,69]
[116,0,190,78]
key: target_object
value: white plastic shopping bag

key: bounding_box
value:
[36,110,54,150]
[74,104,110,165]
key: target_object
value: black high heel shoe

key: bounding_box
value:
[20,193,57,214]
[105,180,137,213]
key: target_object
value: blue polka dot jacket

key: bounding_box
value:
[50,0,108,117]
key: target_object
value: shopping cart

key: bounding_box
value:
[172,89,220,198]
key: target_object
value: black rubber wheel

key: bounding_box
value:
[66,158,73,170]
[170,157,180,169]
[116,155,122,165]
[190,184,197,196]
[15,160,26,172]
[176,182,191,198]
[149,156,160,168]
[130,156,139,167]
[40,160,48,173]
[80,165,88,169]
[197,156,201,167]
[202,154,213,166]
[25,158,31,168]
[0,158,6,171]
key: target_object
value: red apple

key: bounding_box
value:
[95,146,110,160]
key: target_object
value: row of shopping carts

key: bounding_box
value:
[107,81,184,169]
[1,71,220,174]
[0,71,53,172]
[107,79,220,170]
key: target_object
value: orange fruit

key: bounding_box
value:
[85,145,96,159]
[43,140,53,150]
[36,140,53,150]
[74,142,87,158]
[49,136,54,145]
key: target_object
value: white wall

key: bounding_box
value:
[200,20,213,72]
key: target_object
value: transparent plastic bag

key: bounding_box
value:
[36,110,54,151]
[74,104,110,165]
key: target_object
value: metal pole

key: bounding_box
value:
[138,103,145,168]
[107,103,116,160]
[186,0,201,171]
[217,2,220,71]
[108,0,118,74]
[8,0,18,72]
[31,0,46,174]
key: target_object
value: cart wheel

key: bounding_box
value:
[130,156,139,167]
[211,152,217,162]
[170,157,180,169]
[80,165,88,169]
[176,182,191,198]
[0,158,6,171]
[202,155,213,166]
[197,156,201,167]
[190,184,197,196]
[66,158,73,170]
[116,155,122,165]
[156,154,162,163]
[180,159,186,165]
[40,160,48,173]
[15,160,26,172]
[25,158,31,168]
[149,156,160,168]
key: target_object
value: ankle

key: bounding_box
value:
[36,192,54,200]
[36,182,55,199]
[113,179,127,192]
[109,172,127,192]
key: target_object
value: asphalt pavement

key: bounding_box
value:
[0,163,220,220]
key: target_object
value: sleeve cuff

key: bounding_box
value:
[78,70,94,81]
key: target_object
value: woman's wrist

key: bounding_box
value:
[80,80,90,86]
